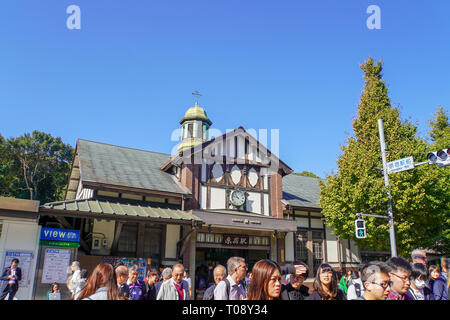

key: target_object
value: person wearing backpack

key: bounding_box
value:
[202,265,226,300]
[347,266,365,300]
[214,257,247,300]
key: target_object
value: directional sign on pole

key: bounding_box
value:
[387,156,414,174]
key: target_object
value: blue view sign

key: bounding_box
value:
[40,227,80,242]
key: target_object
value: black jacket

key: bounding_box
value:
[280,283,309,300]
[306,288,346,300]
[1,267,22,290]
[145,282,158,300]
[118,283,130,298]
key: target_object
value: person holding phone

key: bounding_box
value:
[0,258,22,300]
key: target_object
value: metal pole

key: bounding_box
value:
[377,119,398,257]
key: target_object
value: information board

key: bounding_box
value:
[101,256,147,280]
[41,248,71,284]
[3,251,34,288]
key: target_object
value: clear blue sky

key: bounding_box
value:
[1,0,449,178]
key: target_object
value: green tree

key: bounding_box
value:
[428,105,450,150]
[320,58,449,257]
[0,133,19,196]
[1,131,74,203]
[294,171,320,178]
[426,106,450,252]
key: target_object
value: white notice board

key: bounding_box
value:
[3,251,34,288]
[41,248,71,284]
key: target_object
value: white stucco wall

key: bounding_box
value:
[263,194,269,216]
[246,192,261,214]
[0,219,40,300]
[165,224,180,259]
[91,220,115,254]
[200,185,207,209]
[209,187,226,209]
[285,232,294,262]
[325,226,339,263]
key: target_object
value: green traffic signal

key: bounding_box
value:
[355,219,366,238]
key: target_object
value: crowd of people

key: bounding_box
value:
[53,248,448,301]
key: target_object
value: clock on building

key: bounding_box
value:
[229,189,247,209]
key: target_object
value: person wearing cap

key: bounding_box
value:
[280,261,310,300]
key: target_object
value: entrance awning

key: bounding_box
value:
[192,210,297,232]
[40,199,203,226]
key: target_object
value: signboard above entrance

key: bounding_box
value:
[223,235,249,246]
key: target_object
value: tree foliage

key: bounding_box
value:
[0,131,74,203]
[428,105,450,150]
[294,171,320,179]
[320,58,449,257]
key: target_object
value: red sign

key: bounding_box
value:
[223,235,249,246]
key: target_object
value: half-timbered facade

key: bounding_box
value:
[38,98,361,299]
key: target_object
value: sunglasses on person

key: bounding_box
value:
[370,281,393,289]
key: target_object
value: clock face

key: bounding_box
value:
[230,190,246,207]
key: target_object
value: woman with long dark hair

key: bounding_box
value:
[247,259,282,300]
[75,263,123,300]
[306,263,346,300]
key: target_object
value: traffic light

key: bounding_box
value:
[427,148,450,167]
[355,219,366,239]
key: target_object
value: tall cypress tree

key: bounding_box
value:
[320,58,448,257]
[428,105,450,150]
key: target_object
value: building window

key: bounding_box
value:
[214,234,223,244]
[197,233,205,243]
[205,233,215,243]
[312,231,323,239]
[117,224,137,256]
[143,227,162,266]
[295,230,308,262]
[0,221,2,239]
[313,240,323,273]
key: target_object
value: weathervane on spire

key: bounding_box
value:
[192,90,202,106]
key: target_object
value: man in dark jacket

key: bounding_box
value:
[115,265,130,298]
[203,265,226,300]
[405,263,434,300]
[145,268,159,300]
[0,258,22,300]
[280,262,310,300]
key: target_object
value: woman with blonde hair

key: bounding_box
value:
[247,259,282,300]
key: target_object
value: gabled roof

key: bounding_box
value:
[282,174,323,209]
[162,126,293,175]
[75,139,190,195]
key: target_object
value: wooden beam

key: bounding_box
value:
[111,221,123,255]
[54,216,90,253]
[136,222,146,257]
